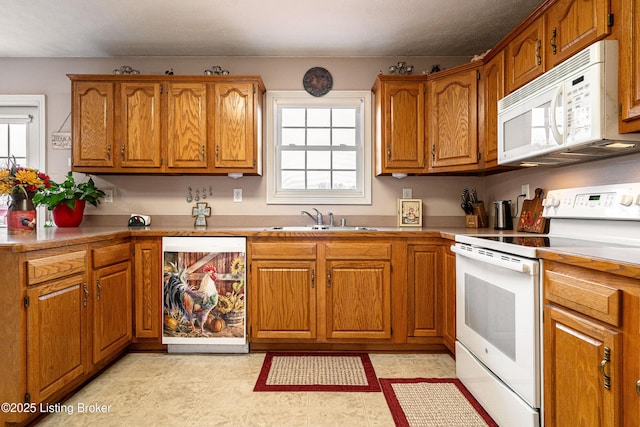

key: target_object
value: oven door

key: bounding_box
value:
[452,243,541,408]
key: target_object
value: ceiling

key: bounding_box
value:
[0,0,541,58]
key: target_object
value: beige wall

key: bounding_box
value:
[1,56,639,226]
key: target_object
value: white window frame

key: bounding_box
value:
[266,90,372,205]
[0,95,46,171]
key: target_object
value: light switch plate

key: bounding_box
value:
[402,188,412,198]
[233,188,242,202]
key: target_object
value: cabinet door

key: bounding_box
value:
[506,16,545,93]
[26,275,87,404]
[166,83,208,170]
[72,81,115,168]
[544,305,621,427]
[93,261,132,364]
[442,245,456,353]
[119,82,163,169]
[407,245,440,338]
[619,0,640,131]
[134,238,162,339]
[326,260,391,340]
[429,66,479,170]
[546,0,611,68]
[213,82,257,171]
[480,51,504,168]
[251,260,317,339]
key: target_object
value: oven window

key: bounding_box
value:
[464,274,516,360]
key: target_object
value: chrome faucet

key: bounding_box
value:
[301,208,323,225]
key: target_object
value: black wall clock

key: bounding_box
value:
[303,67,333,97]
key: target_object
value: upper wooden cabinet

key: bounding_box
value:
[479,50,505,168]
[506,15,546,93]
[69,75,265,175]
[545,0,612,68]
[619,0,640,132]
[428,62,480,171]
[372,75,428,175]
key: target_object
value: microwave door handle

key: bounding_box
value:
[549,83,564,144]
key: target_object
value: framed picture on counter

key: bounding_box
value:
[397,198,422,227]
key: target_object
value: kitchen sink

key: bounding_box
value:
[265,225,377,231]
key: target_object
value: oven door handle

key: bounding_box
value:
[451,245,535,275]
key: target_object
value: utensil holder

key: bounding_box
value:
[466,202,488,228]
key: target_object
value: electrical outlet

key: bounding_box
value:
[233,188,242,202]
[402,188,412,198]
[103,188,113,203]
[521,184,530,199]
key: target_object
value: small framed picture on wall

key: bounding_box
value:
[397,198,423,227]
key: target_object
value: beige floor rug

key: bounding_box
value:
[253,352,381,392]
[380,378,498,426]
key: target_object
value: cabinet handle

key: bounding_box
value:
[96,279,102,301]
[327,268,331,288]
[215,145,219,161]
[121,144,125,161]
[636,380,640,397]
[535,39,542,66]
[386,144,391,162]
[311,269,315,288]
[107,144,111,160]
[600,346,611,390]
[201,145,206,161]
[431,144,436,162]
[550,27,557,55]
[83,282,88,307]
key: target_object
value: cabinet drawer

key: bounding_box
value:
[325,242,391,260]
[28,250,87,285]
[250,242,316,259]
[545,269,621,326]
[93,242,131,268]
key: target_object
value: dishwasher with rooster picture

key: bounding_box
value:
[162,237,248,353]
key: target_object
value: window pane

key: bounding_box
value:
[333,151,356,170]
[282,128,305,146]
[332,108,356,127]
[307,151,330,170]
[307,171,331,189]
[332,128,356,146]
[10,124,27,158]
[281,171,305,189]
[282,108,306,127]
[281,150,305,169]
[333,171,357,189]
[0,124,7,158]
[307,109,330,127]
[307,128,330,146]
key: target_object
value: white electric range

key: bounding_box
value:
[453,182,640,427]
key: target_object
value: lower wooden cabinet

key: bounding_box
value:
[542,259,640,427]
[91,241,132,366]
[133,237,162,341]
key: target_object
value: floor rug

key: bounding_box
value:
[253,352,381,392]
[380,378,498,427]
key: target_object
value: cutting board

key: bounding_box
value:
[517,188,548,233]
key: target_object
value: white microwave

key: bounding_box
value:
[498,40,640,166]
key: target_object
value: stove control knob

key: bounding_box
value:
[635,195,640,206]
[544,197,560,207]
[618,194,634,207]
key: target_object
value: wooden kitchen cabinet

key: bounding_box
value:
[133,237,163,342]
[442,243,456,353]
[325,242,392,340]
[69,75,264,175]
[91,241,132,366]
[545,0,612,68]
[71,81,115,168]
[372,75,429,175]
[479,50,505,168]
[542,259,640,427]
[619,0,640,132]
[212,81,264,174]
[25,250,88,406]
[406,244,441,339]
[249,241,318,340]
[506,15,546,93]
[428,62,480,171]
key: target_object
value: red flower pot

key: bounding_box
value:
[52,200,86,227]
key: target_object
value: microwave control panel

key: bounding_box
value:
[543,182,640,220]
